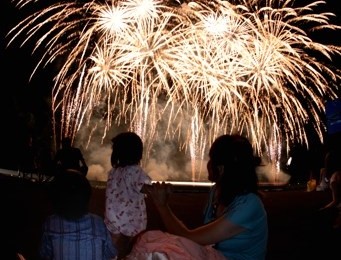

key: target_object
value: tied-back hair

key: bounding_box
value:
[49,169,91,220]
[111,132,143,167]
[209,134,259,207]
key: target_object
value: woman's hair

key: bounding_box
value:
[49,169,91,220]
[209,134,259,206]
[111,132,143,167]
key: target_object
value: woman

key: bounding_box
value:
[128,134,268,260]
[319,148,341,229]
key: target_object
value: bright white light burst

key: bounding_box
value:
[8,0,341,179]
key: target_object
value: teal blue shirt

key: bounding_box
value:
[203,186,268,260]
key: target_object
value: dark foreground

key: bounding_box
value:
[1,175,340,260]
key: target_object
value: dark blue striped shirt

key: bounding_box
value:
[40,213,117,260]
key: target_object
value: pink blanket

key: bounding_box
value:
[126,230,227,260]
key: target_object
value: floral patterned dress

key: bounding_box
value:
[104,165,152,236]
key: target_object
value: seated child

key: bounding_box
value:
[39,169,117,260]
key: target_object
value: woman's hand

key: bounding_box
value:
[149,182,172,208]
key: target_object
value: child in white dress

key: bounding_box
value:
[104,131,152,259]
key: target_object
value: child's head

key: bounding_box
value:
[49,169,91,220]
[111,131,143,167]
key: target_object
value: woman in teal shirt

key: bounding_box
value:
[129,134,268,260]
[203,186,268,259]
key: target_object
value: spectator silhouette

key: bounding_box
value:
[287,143,310,185]
[39,169,117,260]
[318,148,341,229]
[18,135,38,179]
[54,137,88,176]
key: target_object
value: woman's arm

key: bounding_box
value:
[149,182,245,245]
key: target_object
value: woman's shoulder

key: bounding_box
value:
[239,192,260,199]
[235,192,263,206]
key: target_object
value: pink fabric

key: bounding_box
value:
[126,230,227,260]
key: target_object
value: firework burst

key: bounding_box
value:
[8,0,341,179]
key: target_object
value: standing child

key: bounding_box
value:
[104,132,152,259]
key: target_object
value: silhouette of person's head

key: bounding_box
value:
[111,132,143,167]
[324,149,341,179]
[49,169,91,220]
[61,137,72,149]
[207,134,259,206]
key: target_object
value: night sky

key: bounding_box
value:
[1,1,56,169]
[0,0,340,172]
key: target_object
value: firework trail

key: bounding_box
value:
[7,0,341,180]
